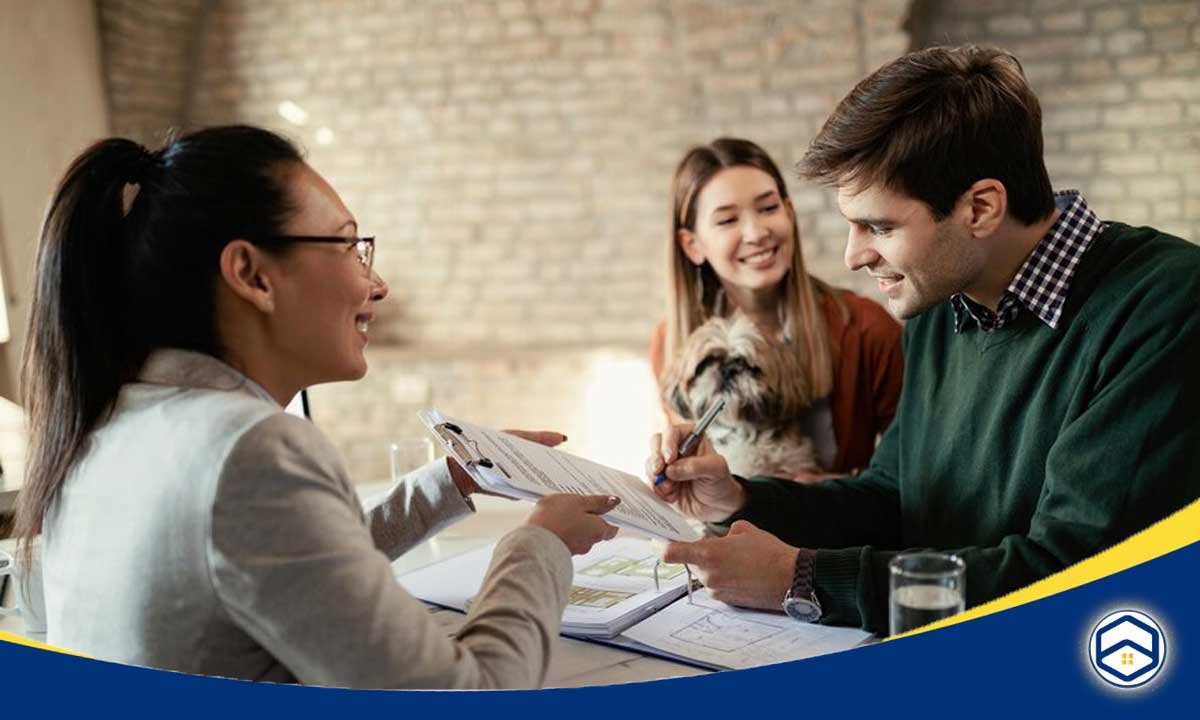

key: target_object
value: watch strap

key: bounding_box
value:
[791,547,816,598]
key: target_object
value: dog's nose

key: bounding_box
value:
[720,364,739,385]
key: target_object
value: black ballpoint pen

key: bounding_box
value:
[653,397,726,486]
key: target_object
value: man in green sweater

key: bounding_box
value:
[649,45,1200,634]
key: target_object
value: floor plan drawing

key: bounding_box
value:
[579,555,686,580]
[569,585,637,609]
[619,588,874,669]
[670,608,784,652]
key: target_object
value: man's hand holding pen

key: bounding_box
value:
[648,418,800,612]
[646,420,746,523]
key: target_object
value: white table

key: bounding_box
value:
[0,489,709,687]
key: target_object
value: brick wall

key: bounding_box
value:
[92,0,1198,483]
[916,0,1199,241]
[97,0,210,145]
[177,0,912,480]
[187,0,910,350]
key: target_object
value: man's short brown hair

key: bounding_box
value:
[799,45,1055,225]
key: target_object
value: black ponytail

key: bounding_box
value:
[14,126,303,552]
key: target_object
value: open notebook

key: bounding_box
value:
[397,537,872,671]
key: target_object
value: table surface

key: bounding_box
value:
[0,484,709,688]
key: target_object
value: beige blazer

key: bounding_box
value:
[42,349,571,688]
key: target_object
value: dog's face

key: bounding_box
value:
[663,315,813,430]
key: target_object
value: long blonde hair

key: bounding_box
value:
[665,138,843,399]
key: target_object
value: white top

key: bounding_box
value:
[42,349,572,688]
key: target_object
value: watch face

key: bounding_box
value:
[784,596,822,623]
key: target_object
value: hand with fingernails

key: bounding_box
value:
[646,421,746,523]
[662,520,799,610]
[647,423,798,609]
[526,493,622,555]
[447,428,621,556]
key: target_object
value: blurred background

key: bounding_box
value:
[0,0,1196,497]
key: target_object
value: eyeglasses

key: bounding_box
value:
[257,235,375,274]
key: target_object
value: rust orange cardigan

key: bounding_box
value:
[649,290,904,474]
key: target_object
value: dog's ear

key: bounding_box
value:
[661,354,695,420]
[666,381,693,419]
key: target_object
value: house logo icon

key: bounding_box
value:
[1088,610,1166,688]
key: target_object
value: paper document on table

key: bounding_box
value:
[397,537,692,638]
[620,588,872,670]
[419,410,701,542]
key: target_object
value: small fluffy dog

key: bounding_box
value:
[662,315,821,479]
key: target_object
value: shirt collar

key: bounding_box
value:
[137,348,280,406]
[952,190,1104,333]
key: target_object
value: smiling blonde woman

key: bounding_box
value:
[652,138,903,477]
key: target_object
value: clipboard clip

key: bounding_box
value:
[434,422,499,472]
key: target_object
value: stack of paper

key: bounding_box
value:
[399,537,691,638]
[419,410,701,542]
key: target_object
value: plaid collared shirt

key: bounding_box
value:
[952,190,1105,333]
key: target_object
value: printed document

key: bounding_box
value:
[419,410,701,542]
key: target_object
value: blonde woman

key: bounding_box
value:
[650,138,902,477]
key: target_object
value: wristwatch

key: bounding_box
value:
[782,549,822,623]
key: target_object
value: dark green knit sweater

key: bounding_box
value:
[731,223,1200,633]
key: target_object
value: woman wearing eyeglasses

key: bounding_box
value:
[13,125,619,688]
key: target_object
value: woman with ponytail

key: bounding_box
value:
[14,126,619,688]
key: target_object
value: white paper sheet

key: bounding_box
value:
[621,588,873,670]
[420,410,702,542]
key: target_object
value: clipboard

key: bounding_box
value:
[418,410,702,542]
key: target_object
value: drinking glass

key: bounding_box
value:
[889,552,965,636]
[390,438,435,483]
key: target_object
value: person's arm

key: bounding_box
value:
[367,430,570,560]
[651,419,902,612]
[726,416,903,550]
[208,414,573,689]
[366,458,474,561]
[814,309,1200,633]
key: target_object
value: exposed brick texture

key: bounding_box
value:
[186,0,910,350]
[98,0,210,145]
[919,0,1199,242]
[94,0,1197,482]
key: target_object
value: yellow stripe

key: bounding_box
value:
[0,630,86,656]
[890,497,1200,639]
